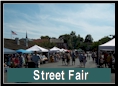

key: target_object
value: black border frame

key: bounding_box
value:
[1,0,116,85]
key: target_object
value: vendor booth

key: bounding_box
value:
[26,45,48,52]
[16,49,32,53]
[98,38,115,69]
[50,47,61,52]
[4,48,16,54]
[99,38,115,51]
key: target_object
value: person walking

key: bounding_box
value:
[62,53,66,65]
[79,52,84,67]
[7,54,11,67]
[112,52,115,70]
[31,51,40,68]
[53,53,56,62]
[18,54,23,68]
[10,56,15,68]
[26,54,33,68]
[66,52,71,66]
[83,53,87,68]
[37,54,41,68]
[14,55,20,68]
[99,55,104,68]
[71,52,75,65]
[104,52,108,68]
[92,52,95,62]
[107,53,112,68]
[88,52,91,60]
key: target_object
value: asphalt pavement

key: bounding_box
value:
[3,57,115,83]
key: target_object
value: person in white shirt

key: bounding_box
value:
[21,54,25,67]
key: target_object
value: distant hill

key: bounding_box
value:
[4,38,35,50]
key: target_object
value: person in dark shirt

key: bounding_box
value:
[31,51,40,68]
[19,54,23,68]
[62,53,66,65]
[104,52,108,68]
[92,52,95,62]
[71,52,75,65]
[83,53,87,68]
[79,52,84,67]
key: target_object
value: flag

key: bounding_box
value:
[11,31,17,35]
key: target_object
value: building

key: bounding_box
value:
[33,39,49,43]
[50,38,66,48]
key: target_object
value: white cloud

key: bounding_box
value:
[4,3,115,41]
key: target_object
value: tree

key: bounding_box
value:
[77,34,84,47]
[79,43,87,51]
[59,34,70,43]
[41,36,50,39]
[84,34,93,43]
[70,31,78,49]
[70,31,76,36]
[91,41,100,50]
[59,32,85,49]
[51,37,56,39]
[36,41,56,49]
[91,36,112,50]
[98,36,112,44]
[83,34,93,50]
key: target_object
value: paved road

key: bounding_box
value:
[4,57,115,83]
[40,57,97,68]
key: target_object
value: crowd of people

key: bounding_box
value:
[4,51,89,69]
[4,50,115,72]
[49,51,90,67]
[59,50,115,69]
[4,51,48,69]
[98,51,115,68]
[60,51,88,67]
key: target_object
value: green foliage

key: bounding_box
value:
[37,32,113,51]
[84,34,93,43]
[41,36,50,39]
[59,31,84,50]
[36,41,56,49]
[91,36,112,51]
[98,36,112,44]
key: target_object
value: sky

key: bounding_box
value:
[3,3,115,41]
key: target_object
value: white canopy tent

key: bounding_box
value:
[50,47,61,52]
[97,38,115,65]
[37,45,49,52]
[99,38,115,51]
[60,48,68,52]
[26,45,49,52]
